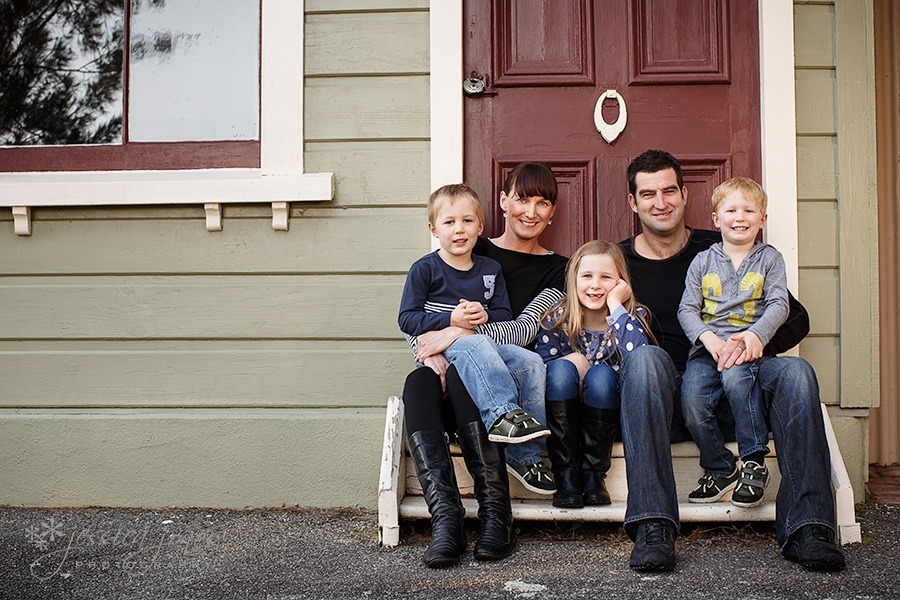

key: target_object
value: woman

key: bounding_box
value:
[403,162,568,567]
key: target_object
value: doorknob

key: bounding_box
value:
[463,72,497,96]
[463,76,486,94]
[594,89,628,144]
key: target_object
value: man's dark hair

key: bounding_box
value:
[503,162,558,204]
[627,150,684,196]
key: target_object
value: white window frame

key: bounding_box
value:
[0,0,333,236]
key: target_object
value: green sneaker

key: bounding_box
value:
[687,466,739,503]
[731,461,770,508]
[487,408,550,444]
[507,459,556,495]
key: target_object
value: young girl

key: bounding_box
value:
[536,240,654,508]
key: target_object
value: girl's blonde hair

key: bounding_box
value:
[543,240,655,353]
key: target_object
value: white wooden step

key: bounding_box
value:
[402,441,781,505]
[399,496,776,523]
[377,395,861,547]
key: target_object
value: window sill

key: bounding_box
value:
[0,168,335,235]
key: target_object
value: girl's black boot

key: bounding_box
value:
[546,399,584,508]
[581,405,619,506]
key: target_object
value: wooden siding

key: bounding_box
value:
[0,2,430,508]
[1,208,425,272]
[795,0,878,495]
[833,0,879,411]
[0,408,384,508]
[794,2,840,407]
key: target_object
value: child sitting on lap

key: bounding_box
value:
[398,184,553,493]
[677,177,789,508]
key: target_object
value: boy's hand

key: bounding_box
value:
[422,354,450,391]
[450,302,472,329]
[607,279,632,311]
[453,299,488,327]
[730,331,764,362]
[699,331,727,362]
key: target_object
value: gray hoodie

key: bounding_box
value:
[678,242,789,356]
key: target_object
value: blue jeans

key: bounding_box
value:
[620,346,836,546]
[546,359,620,409]
[681,353,770,476]
[442,334,546,468]
[618,346,681,538]
[758,356,835,547]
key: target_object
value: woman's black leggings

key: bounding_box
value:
[403,365,482,435]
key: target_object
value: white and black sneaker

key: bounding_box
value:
[731,461,770,508]
[507,459,556,495]
[688,466,739,503]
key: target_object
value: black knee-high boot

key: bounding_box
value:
[546,399,583,508]
[581,405,619,506]
[408,430,466,567]
[456,421,515,561]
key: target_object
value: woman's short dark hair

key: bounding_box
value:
[627,150,684,196]
[503,162,558,204]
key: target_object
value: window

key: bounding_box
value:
[0,0,260,172]
[0,0,334,235]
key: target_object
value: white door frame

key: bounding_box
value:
[429,0,799,290]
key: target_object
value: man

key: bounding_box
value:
[617,149,846,572]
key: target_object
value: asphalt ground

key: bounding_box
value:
[1,503,897,600]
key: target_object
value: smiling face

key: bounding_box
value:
[429,196,484,263]
[575,253,620,316]
[499,192,556,244]
[712,190,766,248]
[628,168,688,238]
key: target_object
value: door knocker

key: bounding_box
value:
[594,89,628,144]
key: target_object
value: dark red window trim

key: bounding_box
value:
[0,142,261,172]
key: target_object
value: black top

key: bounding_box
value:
[621,229,720,372]
[474,237,568,317]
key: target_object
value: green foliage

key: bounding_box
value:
[0,0,124,145]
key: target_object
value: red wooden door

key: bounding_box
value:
[464,0,761,256]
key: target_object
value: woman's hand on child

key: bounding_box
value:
[422,354,450,391]
[416,327,471,360]
[606,279,632,311]
[716,337,747,370]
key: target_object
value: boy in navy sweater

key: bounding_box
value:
[399,184,551,486]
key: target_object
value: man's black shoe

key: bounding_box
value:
[629,519,677,572]
[782,524,846,571]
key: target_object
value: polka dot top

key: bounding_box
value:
[536,305,651,370]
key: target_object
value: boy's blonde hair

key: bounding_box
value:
[711,177,768,213]
[428,184,483,225]
[542,240,655,353]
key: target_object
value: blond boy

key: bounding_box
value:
[398,184,554,493]
[677,177,789,508]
